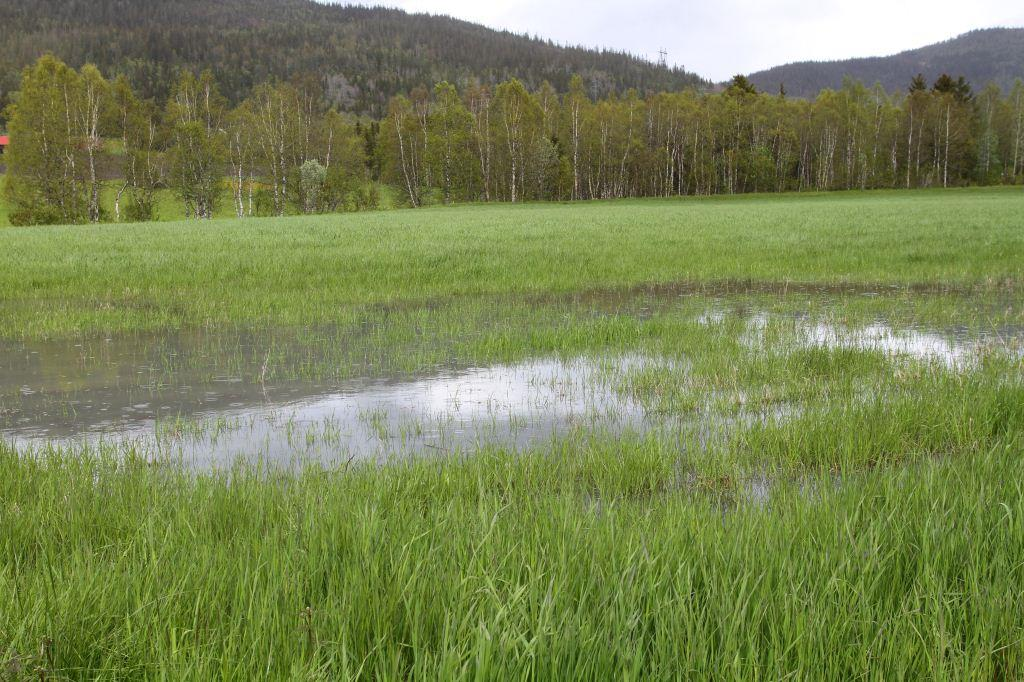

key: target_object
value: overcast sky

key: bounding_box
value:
[333,0,1024,81]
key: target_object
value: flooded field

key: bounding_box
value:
[3,288,1020,468]
[4,353,672,467]
[4,191,1024,679]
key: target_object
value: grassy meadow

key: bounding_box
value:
[1,187,1024,679]
[1,187,1021,339]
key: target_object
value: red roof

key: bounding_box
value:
[0,136,8,146]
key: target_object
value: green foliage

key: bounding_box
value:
[373,70,1022,201]
[165,70,227,219]
[726,74,758,96]
[111,74,163,222]
[3,55,91,225]
[298,159,327,214]
[379,94,424,207]
[932,73,974,103]
[426,82,476,204]
[6,202,63,227]
[124,191,156,222]
[5,54,1024,226]
[492,79,548,203]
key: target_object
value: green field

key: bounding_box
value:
[1,187,1021,339]
[2,188,1024,679]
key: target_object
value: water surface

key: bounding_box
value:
[3,290,1020,467]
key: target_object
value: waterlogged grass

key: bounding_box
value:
[10,287,1013,389]
[0,187,1022,339]
[2,190,1024,678]
[3,298,1024,676]
[2,410,1023,677]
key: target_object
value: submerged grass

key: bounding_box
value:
[3,305,1023,678]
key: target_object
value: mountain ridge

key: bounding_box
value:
[0,0,706,117]
[746,28,1024,97]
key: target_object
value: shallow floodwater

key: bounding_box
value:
[741,314,1023,368]
[2,349,680,467]
[2,293,1021,468]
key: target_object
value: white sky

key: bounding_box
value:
[332,0,1024,81]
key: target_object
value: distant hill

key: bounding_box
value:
[0,0,706,117]
[747,28,1024,97]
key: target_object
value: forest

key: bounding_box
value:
[748,28,1024,99]
[3,55,1023,226]
[0,0,702,118]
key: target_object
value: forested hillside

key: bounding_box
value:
[0,0,704,118]
[748,28,1024,98]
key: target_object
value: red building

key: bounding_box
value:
[0,135,8,154]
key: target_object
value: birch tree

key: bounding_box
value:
[248,82,301,216]
[3,55,88,225]
[77,65,108,222]
[427,82,474,204]
[380,95,423,207]
[165,70,226,219]
[111,75,162,221]
[465,83,494,201]
[492,79,542,203]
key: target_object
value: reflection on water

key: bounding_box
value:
[3,354,681,468]
[799,322,985,368]
[725,309,1022,368]
[1,291,1021,468]
[744,316,1021,368]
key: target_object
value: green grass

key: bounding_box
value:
[2,188,1024,678]
[3,387,1023,678]
[0,187,1021,339]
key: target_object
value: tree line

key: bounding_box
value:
[4,56,1023,225]
[378,73,1024,205]
[3,56,371,225]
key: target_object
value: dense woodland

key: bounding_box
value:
[749,28,1024,100]
[3,56,1023,225]
[0,0,703,120]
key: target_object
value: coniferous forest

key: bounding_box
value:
[0,0,703,119]
[748,28,1024,99]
